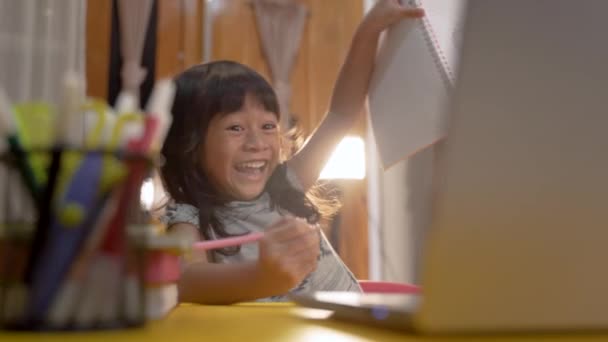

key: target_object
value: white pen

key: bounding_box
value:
[145,79,176,152]
[57,71,85,147]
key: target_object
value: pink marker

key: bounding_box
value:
[192,232,264,251]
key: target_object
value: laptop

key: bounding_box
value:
[291,0,608,333]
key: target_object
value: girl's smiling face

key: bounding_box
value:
[202,93,281,201]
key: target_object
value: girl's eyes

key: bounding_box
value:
[226,123,277,132]
[227,125,244,132]
[262,122,277,130]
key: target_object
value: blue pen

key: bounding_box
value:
[24,72,82,287]
[21,72,93,324]
[26,154,105,322]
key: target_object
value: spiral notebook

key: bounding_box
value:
[369,0,467,168]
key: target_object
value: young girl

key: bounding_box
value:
[160,0,424,304]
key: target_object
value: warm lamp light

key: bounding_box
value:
[319,136,365,180]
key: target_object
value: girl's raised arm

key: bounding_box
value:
[287,0,423,190]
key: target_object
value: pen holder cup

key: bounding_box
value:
[0,148,158,331]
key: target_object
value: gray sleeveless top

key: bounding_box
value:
[162,169,361,302]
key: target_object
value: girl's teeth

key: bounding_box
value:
[236,161,266,171]
[239,161,265,168]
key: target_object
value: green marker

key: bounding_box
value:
[0,87,40,204]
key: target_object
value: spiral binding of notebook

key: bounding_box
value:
[410,0,456,87]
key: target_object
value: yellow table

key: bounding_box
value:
[2,303,608,341]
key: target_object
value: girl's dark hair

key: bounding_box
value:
[160,61,335,255]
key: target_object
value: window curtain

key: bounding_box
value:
[0,0,86,103]
[117,0,154,101]
[108,0,157,108]
[252,0,308,130]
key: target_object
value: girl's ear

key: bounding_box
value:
[280,124,305,162]
[279,131,288,164]
[279,133,289,162]
[192,146,209,183]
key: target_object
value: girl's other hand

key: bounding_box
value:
[257,217,320,294]
[362,0,425,35]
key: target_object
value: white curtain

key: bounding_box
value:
[252,0,308,130]
[117,0,153,100]
[0,0,86,104]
